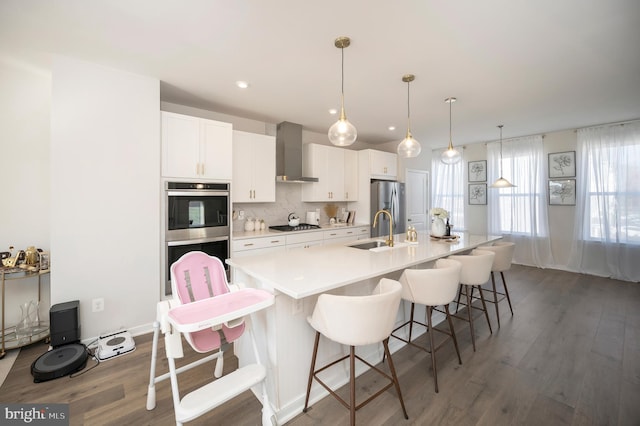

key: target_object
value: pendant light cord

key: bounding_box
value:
[406,79,411,131]
[498,125,504,176]
[448,100,453,149]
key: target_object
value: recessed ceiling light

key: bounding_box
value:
[328,108,338,115]
[388,126,396,131]
[236,81,249,89]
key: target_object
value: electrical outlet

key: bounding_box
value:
[92,298,104,313]
[238,210,245,220]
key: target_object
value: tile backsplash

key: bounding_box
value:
[232,184,347,230]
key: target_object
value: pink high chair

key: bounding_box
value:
[146,251,275,425]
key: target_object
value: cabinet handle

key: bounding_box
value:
[253,190,256,199]
[244,243,254,247]
[249,190,252,199]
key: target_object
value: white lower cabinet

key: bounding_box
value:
[323,226,369,245]
[286,232,324,250]
[232,226,370,257]
[231,235,286,258]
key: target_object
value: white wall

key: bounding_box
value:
[0,55,51,325]
[50,57,160,339]
[463,143,489,234]
[543,129,577,267]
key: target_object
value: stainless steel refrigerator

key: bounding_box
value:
[370,180,406,238]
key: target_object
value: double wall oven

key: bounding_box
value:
[165,182,230,295]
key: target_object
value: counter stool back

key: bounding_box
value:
[447,249,495,351]
[303,278,409,425]
[390,258,462,393]
[478,242,515,327]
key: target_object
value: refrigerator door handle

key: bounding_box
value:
[391,185,398,228]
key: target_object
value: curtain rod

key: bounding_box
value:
[573,117,640,132]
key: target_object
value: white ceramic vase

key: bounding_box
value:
[431,217,446,237]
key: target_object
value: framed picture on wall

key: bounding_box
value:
[468,160,487,182]
[549,179,576,205]
[548,151,576,178]
[468,183,487,205]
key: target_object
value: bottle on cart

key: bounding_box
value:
[445,219,451,237]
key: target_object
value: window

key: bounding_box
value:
[579,123,640,244]
[432,150,464,229]
[487,135,549,237]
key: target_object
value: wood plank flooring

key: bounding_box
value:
[1,265,639,425]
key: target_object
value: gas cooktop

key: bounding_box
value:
[269,224,321,232]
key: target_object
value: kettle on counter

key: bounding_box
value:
[288,213,300,227]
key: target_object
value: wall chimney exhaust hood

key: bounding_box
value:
[276,121,318,183]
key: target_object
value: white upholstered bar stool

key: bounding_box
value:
[303,278,409,426]
[478,242,515,327]
[390,258,463,393]
[448,249,495,352]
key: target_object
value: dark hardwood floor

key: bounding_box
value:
[2,265,639,425]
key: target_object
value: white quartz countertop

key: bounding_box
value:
[226,232,501,299]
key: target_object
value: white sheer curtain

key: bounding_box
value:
[568,121,640,282]
[432,148,465,230]
[487,135,554,267]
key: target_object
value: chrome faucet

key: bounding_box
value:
[373,209,394,247]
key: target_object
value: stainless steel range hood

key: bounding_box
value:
[276,121,319,183]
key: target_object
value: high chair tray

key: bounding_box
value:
[167,288,274,333]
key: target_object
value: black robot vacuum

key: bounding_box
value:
[31,301,89,383]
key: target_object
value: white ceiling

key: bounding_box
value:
[1,0,639,148]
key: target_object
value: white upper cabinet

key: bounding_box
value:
[363,149,397,180]
[232,130,276,203]
[344,149,358,201]
[302,144,357,202]
[161,111,232,180]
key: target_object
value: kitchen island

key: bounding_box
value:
[226,231,501,424]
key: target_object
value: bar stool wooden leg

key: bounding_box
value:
[445,304,462,365]
[477,285,493,334]
[466,286,476,351]
[426,306,439,392]
[491,272,500,327]
[502,271,514,315]
[303,331,321,413]
[408,302,415,341]
[350,346,356,426]
[382,338,409,420]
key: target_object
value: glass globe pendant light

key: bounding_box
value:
[328,36,357,146]
[397,74,421,158]
[441,97,462,164]
[491,124,516,188]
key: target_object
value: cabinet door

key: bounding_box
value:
[232,131,275,203]
[302,144,329,201]
[327,147,345,201]
[251,135,276,202]
[200,119,232,180]
[232,132,254,202]
[370,150,397,180]
[344,149,358,201]
[162,112,200,178]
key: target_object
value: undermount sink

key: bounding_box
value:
[349,240,408,251]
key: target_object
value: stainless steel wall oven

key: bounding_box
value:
[165,182,230,295]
